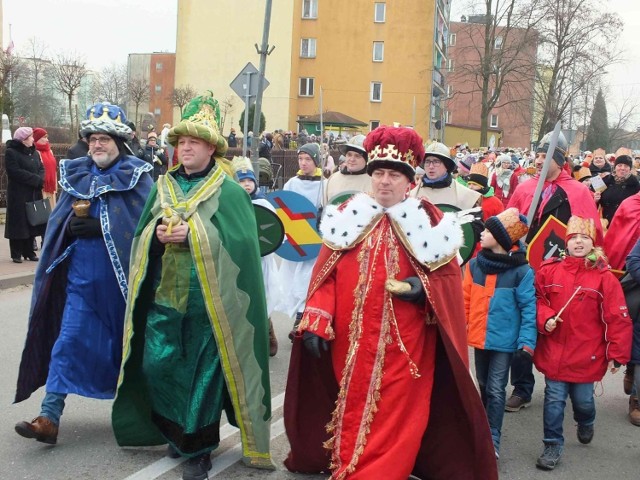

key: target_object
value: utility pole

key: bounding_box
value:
[250,0,275,174]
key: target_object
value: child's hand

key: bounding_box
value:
[545,316,562,332]
[608,360,621,374]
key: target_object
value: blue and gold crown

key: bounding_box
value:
[80,102,133,141]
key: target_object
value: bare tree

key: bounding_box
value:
[128,77,150,131]
[450,0,542,146]
[534,0,622,140]
[0,51,26,123]
[219,95,235,132]
[606,88,640,151]
[50,52,88,140]
[168,85,197,117]
[22,37,52,126]
[99,63,128,106]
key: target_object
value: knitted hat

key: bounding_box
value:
[338,134,367,158]
[298,143,321,165]
[614,155,633,168]
[467,162,489,189]
[485,208,529,251]
[364,125,425,181]
[81,102,133,141]
[565,216,596,243]
[33,128,48,142]
[536,131,568,166]
[13,127,33,142]
[167,90,228,156]
[231,156,258,186]
[424,141,456,172]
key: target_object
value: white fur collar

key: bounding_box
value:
[321,193,464,265]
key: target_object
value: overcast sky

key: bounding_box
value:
[2,0,177,70]
[4,0,640,124]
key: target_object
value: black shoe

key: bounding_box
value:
[12,257,23,263]
[536,443,563,470]
[577,424,594,444]
[26,255,39,262]
[166,443,181,458]
[182,453,212,480]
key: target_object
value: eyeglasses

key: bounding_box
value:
[89,136,113,145]
[423,159,443,166]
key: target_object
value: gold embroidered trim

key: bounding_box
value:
[298,308,335,340]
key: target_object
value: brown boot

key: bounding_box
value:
[15,416,58,444]
[629,396,640,427]
[268,319,278,357]
[623,367,634,395]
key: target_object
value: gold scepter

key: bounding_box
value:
[546,286,582,331]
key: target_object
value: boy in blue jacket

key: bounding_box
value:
[463,207,537,459]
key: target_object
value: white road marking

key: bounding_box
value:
[122,392,285,480]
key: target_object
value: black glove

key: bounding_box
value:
[395,276,426,304]
[68,216,102,238]
[470,217,485,242]
[302,331,330,359]
[513,348,533,361]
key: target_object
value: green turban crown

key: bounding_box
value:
[167,90,228,156]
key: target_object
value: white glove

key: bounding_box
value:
[455,207,481,225]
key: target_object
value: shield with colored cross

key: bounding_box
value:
[266,191,322,261]
[526,215,567,271]
[328,191,359,206]
[253,204,285,257]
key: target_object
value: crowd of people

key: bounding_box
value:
[3,95,640,479]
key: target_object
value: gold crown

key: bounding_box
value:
[566,216,596,242]
[469,162,488,178]
[368,143,415,166]
[87,104,124,123]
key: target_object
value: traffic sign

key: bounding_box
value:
[230,62,270,104]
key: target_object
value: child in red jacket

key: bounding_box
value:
[534,216,632,471]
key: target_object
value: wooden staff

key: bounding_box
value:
[546,286,582,330]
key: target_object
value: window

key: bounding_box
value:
[302,0,318,19]
[446,85,453,98]
[494,36,504,49]
[370,120,380,130]
[370,82,382,102]
[374,3,386,23]
[300,38,317,58]
[155,62,163,72]
[155,85,162,93]
[447,58,454,72]
[492,87,499,101]
[299,77,315,97]
[373,42,384,62]
[154,108,161,115]
[445,111,451,123]
[490,114,499,128]
[449,33,457,46]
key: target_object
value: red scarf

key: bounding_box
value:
[36,142,58,194]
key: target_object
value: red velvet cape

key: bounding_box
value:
[603,193,640,270]
[283,200,497,480]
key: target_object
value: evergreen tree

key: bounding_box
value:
[585,89,609,151]
[239,104,266,134]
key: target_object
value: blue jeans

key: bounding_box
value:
[474,349,512,452]
[510,350,535,401]
[543,378,595,445]
[40,392,67,425]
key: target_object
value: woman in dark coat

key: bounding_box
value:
[624,238,640,426]
[4,127,45,263]
[596,155,640,224]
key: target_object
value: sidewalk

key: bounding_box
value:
[0,223,38,290]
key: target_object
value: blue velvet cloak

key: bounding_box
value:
[14,155,153,403]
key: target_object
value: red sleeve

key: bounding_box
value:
[463,263,472,324]
[298,268,336,340]
[535,265,557,334]
[600,272,633,364]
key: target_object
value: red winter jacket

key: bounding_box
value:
[534,255,632,383]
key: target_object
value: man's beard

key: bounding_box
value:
[92,153,117,168]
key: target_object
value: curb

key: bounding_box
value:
[0,273,35,291]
